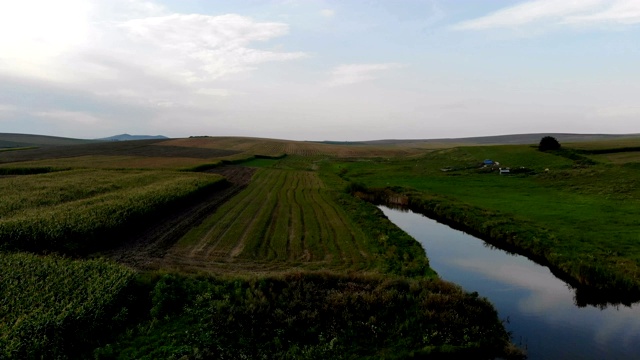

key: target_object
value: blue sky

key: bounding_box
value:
[1,0,639,141]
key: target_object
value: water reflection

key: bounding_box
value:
[380,206,640,360]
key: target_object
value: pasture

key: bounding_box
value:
[339,141,640,296]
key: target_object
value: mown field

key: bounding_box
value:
[166,168,372,271]
[161,158,431,277]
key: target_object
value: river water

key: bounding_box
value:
[380,206,640,360]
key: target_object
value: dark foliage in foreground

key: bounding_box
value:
[96,272,522,359]
[538,136,561,151]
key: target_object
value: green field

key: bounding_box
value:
[173,169,371,268]
[0,252,135,359]
[337,142,640,298]
[165,164,431,277]
[0,169,224,252]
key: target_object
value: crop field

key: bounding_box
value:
[0,169,224,252]
[162,168,375,273]
[0,139,240,165]
[0,154,222,170]
[0,252,134,358]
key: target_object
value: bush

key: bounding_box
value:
[538,136,561,151]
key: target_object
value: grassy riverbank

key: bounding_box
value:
[337,142,640,304]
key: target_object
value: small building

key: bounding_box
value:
[483,159,494,165]
[499,167,510,175]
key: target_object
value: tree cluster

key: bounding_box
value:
[538,136,561,151]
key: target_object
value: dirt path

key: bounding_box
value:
[102,166,256,269]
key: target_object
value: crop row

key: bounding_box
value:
[0,169,225,252]
[0,252,135,359]
[173,168,372,271]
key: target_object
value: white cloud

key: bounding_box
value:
[120,13,307,81]
[451,0,640,30]
[0,104,17,113]
[320,9,335,18]
[564,0,640,25]
[0,0,308,135]
[326,63,403,87]
[0,104,18,122]
[0,1,306,85]
[35,110,103,125]
[592,105,640,118]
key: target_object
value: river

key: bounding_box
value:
[380,206,640,360]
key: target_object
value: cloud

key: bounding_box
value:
[326,63,403,87]
[425,1,446,26]
[120,14,307,81]
[320,9,335,18]
[451,0,640,30]
[0,1,309,138]
[592,105,640,118]
[0,104,17,113]
[35,110,103,125]
[563,0,640,25]
[0,1,307,86]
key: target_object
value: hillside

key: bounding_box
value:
[0,133,96,148]
[338,133,640,147]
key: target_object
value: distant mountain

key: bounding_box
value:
[98,134,169,141]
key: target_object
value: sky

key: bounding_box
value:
[1,0,639,141]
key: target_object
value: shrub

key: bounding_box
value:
[538,136,561,151]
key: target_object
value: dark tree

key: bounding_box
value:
[538,136,561,151]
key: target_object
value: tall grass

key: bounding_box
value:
[95,272,523,359]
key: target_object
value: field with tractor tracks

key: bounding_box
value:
[159,168,373,273]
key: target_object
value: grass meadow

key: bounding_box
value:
[338,142,640,297]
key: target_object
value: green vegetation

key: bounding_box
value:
[0,169,225,252]
[338,143,640,301]
[538,135,561,151]
[95,272,517,360]
[0,147,37,153]
[172,165,432,277]
[0,253,135,359]
[0,166,65,175]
